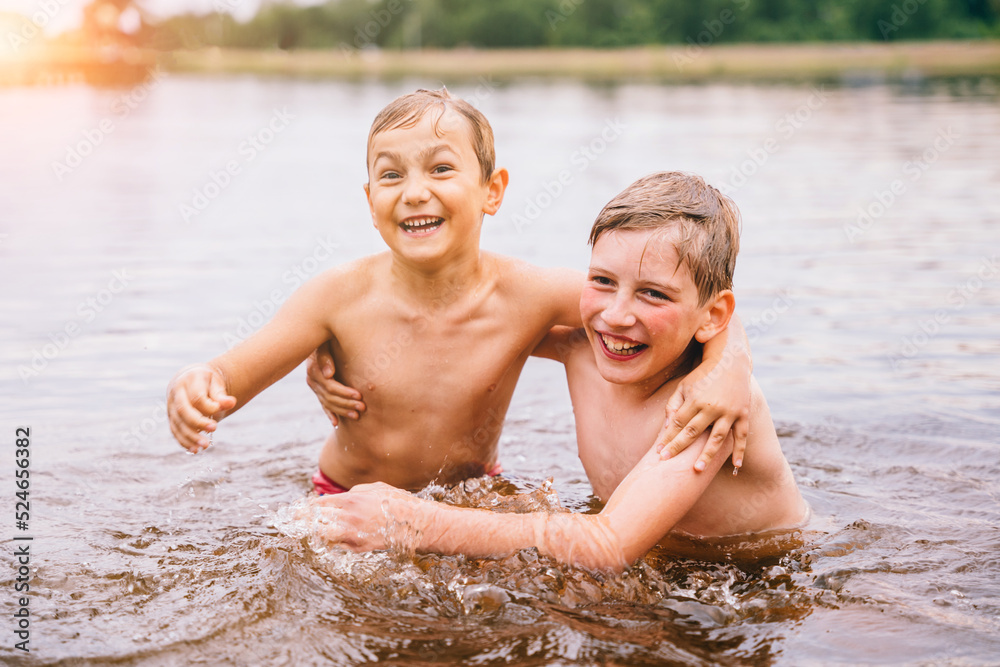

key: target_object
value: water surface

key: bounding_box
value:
[1,74,999,665]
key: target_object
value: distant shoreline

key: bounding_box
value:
[3,40,999,87]
[163,41,1000,82]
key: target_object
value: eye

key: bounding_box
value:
[379,170,401,180]
[589,275,613,286]
[432,164,454,174]
[642,289,670,301]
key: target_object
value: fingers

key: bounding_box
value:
[658,410,714,461]
[305,341,365,425]
[175,396,217,434]
[168,397,212,452]
[167,367,230,453]
[731,412,750,472]
[206,372,237,415]
[693,417,733,473]
[316,339,337,378]
[655,388,687,452]
[305,375,365,422]
[189,376,231,419]
[305,350,328,385]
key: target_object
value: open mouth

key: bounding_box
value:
[598,332,648,359]
[400,216,443,236]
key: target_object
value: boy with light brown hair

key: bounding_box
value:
[305,172,807,571]
[167,90,753,496]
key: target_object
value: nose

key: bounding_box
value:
[602,292,636,329]
[402,173,430,206]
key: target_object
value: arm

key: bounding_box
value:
[529,325,587,363]
[655,314,752,472]
[167,274,337,452]
[535,265,585,334]
[306,430,730,572]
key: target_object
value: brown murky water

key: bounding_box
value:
[1,74,999,665]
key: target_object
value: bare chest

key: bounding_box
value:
[332,295,543,409]
[569,365,666,500]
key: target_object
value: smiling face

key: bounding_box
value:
[581,228,729,390]
[365,109,506,268]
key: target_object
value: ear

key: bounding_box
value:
[694,290,735,344]
[482,167,509,216]
[364,182,376,228]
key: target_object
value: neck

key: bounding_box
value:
[389,248,485,305]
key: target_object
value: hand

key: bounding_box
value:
[167,364,237,453]
[300,482,417,551]
[654,360,751,473]
[305,339,366,426]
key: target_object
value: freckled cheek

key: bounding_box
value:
[637,307,678,341]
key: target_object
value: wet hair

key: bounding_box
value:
[367,88,495,184]
[588,172,741,305]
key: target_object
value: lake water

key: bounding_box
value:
[1,72,999,665]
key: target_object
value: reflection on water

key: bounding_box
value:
[1,75,999,665]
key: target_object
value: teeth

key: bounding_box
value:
[601,334,644,355]
[402,217,442,229]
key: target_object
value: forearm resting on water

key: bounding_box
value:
[415,503,630,573]
[312,435,726,572]
[396,447,722,571]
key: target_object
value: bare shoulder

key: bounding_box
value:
[486,252,584,326]
[278,253,386,333]
[302,252,386,300]
[488,253,582,291]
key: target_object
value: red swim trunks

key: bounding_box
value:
[312,469,349,495]
[312,463,503,496]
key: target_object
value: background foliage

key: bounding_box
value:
[143,0,1000,50]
